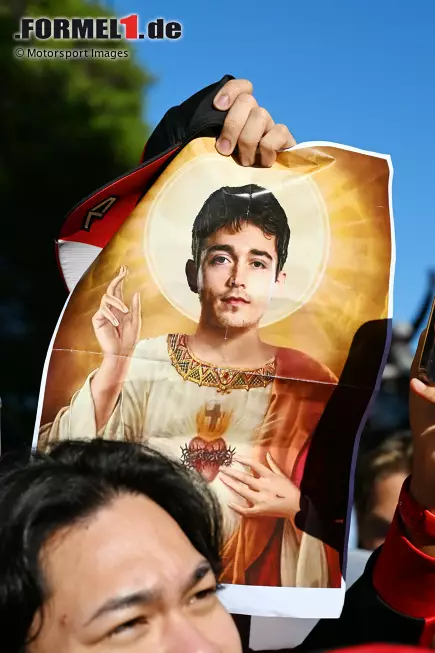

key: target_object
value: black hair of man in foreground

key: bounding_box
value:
[0,423,435,652]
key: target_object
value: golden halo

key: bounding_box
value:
[144,154,330,327]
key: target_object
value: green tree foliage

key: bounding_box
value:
[0,0,152,451]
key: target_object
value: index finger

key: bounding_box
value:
[213,79,254,111]
[233,455,271,478]
[113,275,125,302]
[107,265,127,297]
[219,467,260,490]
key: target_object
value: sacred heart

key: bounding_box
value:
[181,436,235,483]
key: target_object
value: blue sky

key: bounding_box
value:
[113,0,435,324]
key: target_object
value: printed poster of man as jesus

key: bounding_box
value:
[35,139,393,600]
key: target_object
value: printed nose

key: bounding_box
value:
[229,263,246,287]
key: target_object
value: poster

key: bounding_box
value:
[33,137,394,618]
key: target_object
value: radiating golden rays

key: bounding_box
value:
[41,139,392,424]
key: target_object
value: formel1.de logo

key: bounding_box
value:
[14,15,183,41]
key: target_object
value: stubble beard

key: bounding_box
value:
[198,284,266,330]
[214,312,255,329]
[205,296,258,330]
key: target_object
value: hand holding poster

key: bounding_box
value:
[34,137,394,618]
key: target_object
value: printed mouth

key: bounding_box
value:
[180,437,236,483]
[222,297,249,305]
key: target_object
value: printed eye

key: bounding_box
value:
[210,255,230,265]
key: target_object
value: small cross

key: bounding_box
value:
[205,403,221,431]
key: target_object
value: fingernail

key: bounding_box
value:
[217,138,231,155]
[113,318,119,326]
[215,93,230,109]
[123,307,129,313]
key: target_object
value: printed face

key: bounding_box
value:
[29,494,241,653]
[195,223,285,329]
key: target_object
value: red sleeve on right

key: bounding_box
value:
[373,510,435,647]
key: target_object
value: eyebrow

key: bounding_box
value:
[206,244,273,262]
[182,560,212,593]
[84,560,212,626]
[250,248,273,262]
[205,244,235,257]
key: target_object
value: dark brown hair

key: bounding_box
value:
[191,184,290,275]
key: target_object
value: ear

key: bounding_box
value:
[186,259,199,294]
[273,271,286,296]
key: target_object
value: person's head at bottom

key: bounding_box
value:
[0,439,241,653]
[355,431,413,551]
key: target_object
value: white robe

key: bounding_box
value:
[40,335,329,587]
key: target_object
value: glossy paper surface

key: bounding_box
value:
[33,138,394,618]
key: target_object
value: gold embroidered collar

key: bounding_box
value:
[167,334,276,394]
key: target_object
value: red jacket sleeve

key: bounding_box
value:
[238,480,435,651]
[374,508,435,647]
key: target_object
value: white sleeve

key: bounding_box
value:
[280,519,329,588]
[38,342,155,448]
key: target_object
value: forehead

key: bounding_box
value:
[204,223,277,256]
[42,494,204,625]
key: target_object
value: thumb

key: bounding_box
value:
[411,377,427,395]
[410,376,435,404]
[266,452,285,477]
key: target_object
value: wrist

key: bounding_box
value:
[93,355,131,394]
[399,476,435,555]
[284,504,299,520]
[285,489,301,519]
[101,352,131,372]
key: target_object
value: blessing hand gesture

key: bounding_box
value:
[92,265,142,358]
